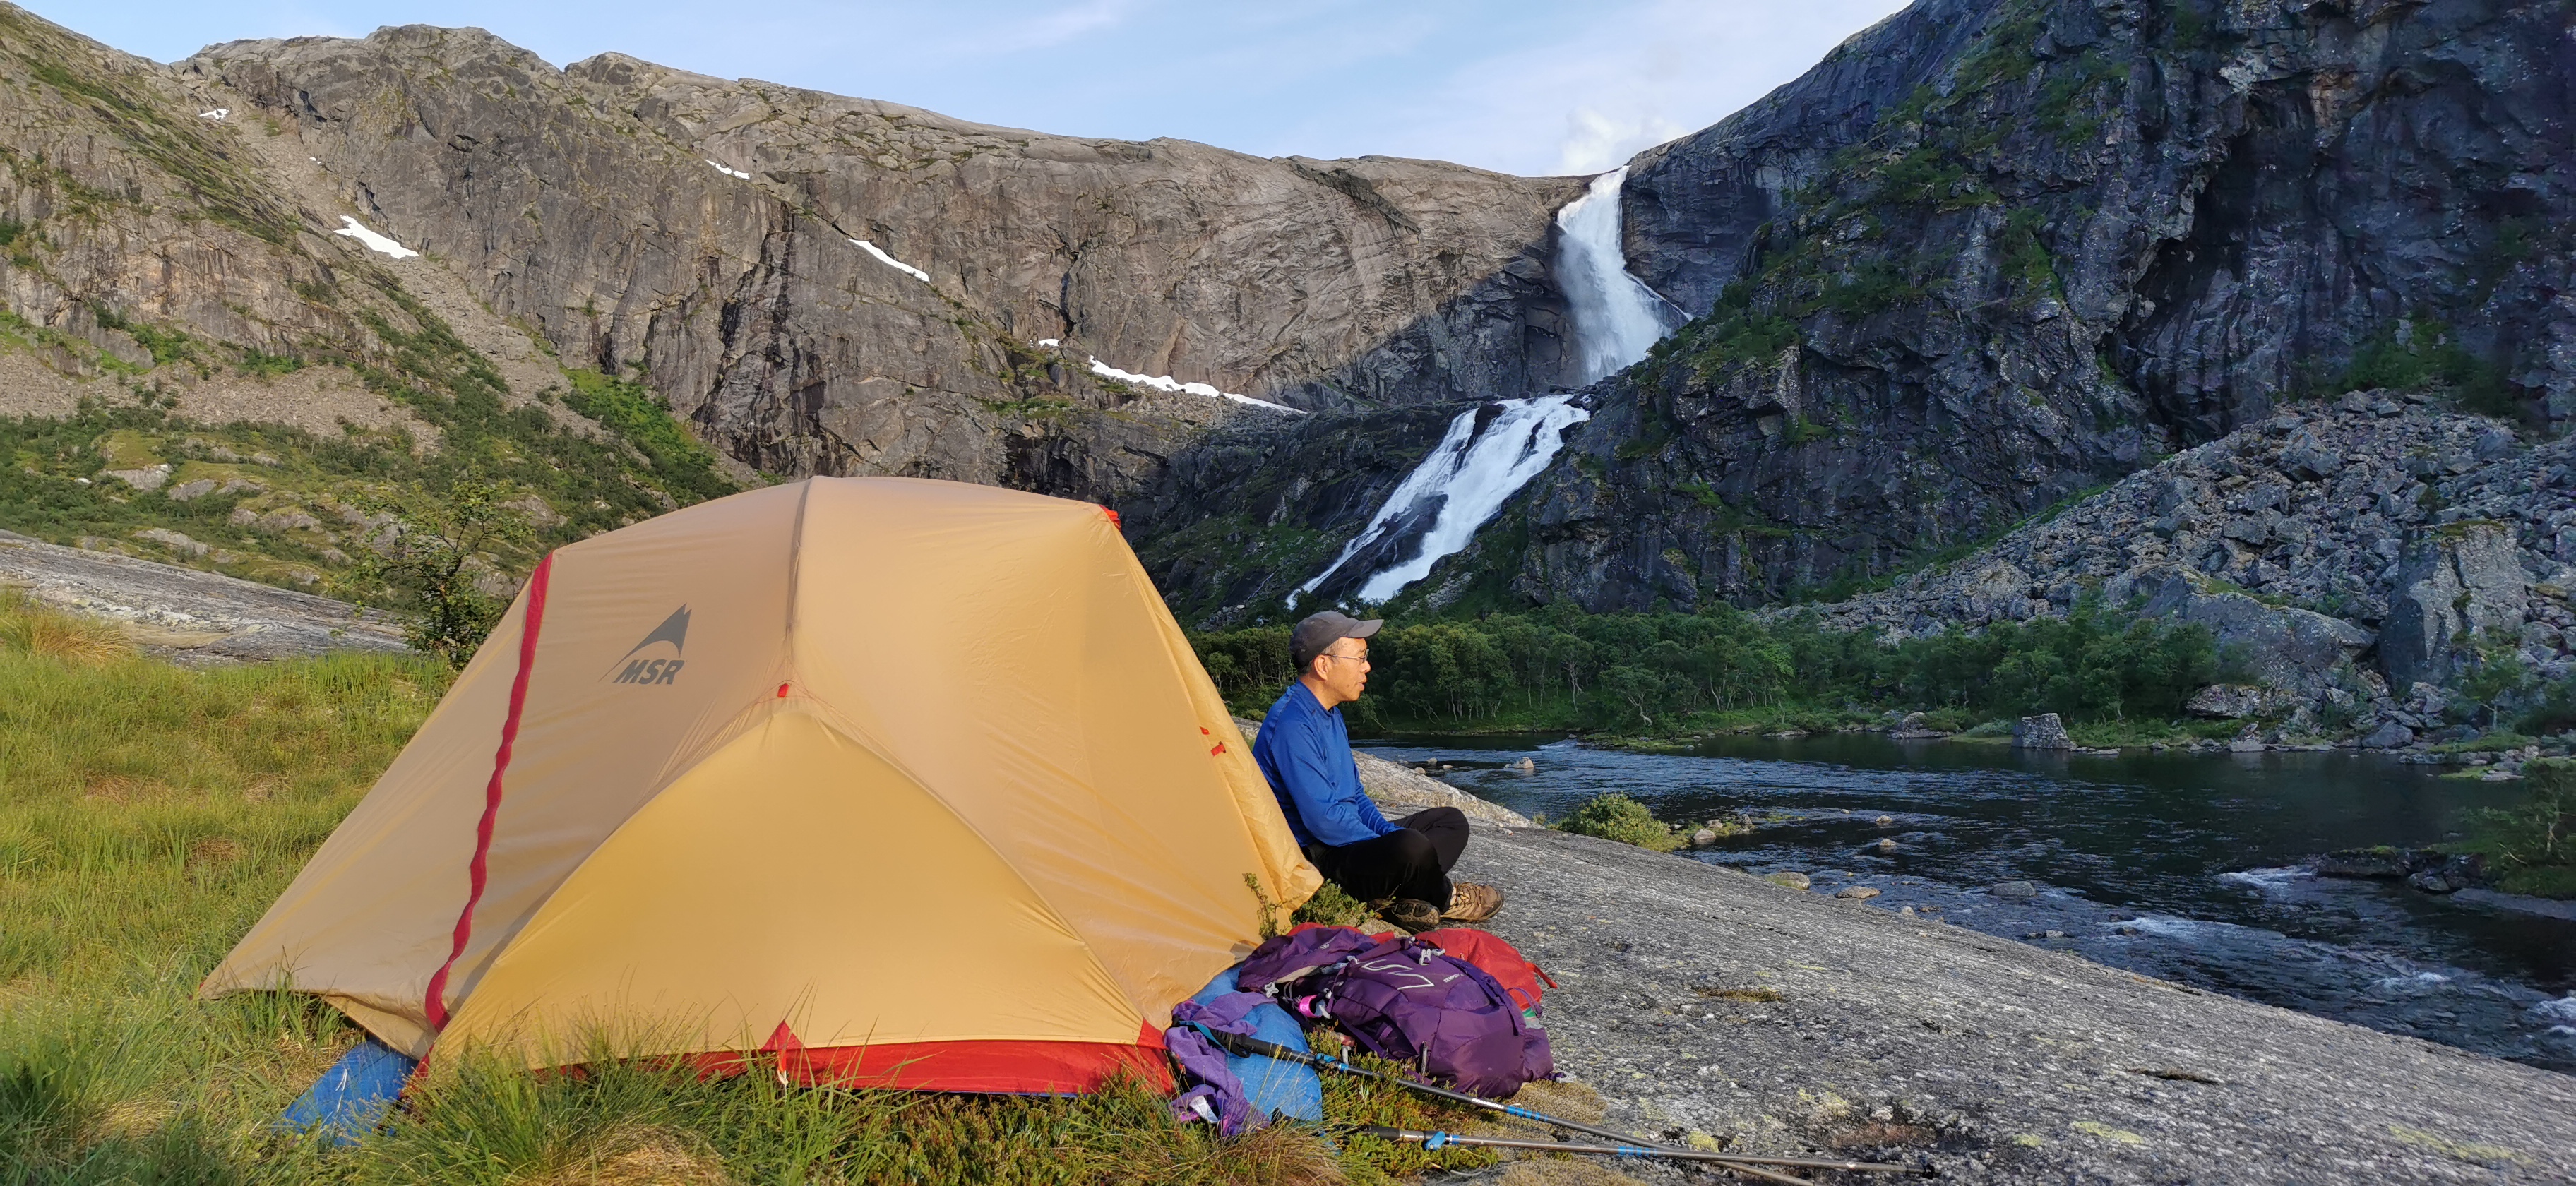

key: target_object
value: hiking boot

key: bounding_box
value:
[1444,882,1505,923]
[1378,897,1442,932]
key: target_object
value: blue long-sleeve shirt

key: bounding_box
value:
[1253,681,1396,849]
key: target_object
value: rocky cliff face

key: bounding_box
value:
[1,4,1589,534]
[1126,0,2573,629]
[1515,0,2572,611]
[177,26,1585,489]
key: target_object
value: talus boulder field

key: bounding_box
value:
[1777,396,2576,744]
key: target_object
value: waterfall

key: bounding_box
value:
[1554,166,1686,383]
[1292,393,1591,606]
[1284,167,1676,611]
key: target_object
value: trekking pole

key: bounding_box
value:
[1203,1031,1926,1178]
[1353,1125,1818,1185]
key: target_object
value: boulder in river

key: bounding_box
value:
[2360,719,2416,749]
[1991,880,2039,900]
[1765,870,1812,891]
[2407,853,2488,894]
[1835,885,1882,900]
[2012,714,2073,749]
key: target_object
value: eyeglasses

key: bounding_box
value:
[1318,652,1370,664]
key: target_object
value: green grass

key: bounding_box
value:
[0,594,1527,1181]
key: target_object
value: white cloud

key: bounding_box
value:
[1554,107,1690,175]
[1277,0,1914,175]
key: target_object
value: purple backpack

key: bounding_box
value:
[1241,928,1554,1099]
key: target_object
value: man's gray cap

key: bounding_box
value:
[1292,610,1383,671]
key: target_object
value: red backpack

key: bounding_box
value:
[1415,928,1554,1017]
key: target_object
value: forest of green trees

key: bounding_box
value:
[1192,600,2226,736]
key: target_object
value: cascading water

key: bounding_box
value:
[1553,165,1687,383]
[1289,167,1678,608]
[1292,393,1590,606]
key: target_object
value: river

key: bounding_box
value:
[1356,732,2576,1074]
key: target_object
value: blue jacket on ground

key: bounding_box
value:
[1253,681,1397,849]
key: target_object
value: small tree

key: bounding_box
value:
[347,474,535,667]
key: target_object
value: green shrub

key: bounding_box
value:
[1555,793,1682,852]
[342,473,535,666]
[239,349,304,378]
[2339,318,2517,417]
[1292,880,1373,927]
[560,369,737,505]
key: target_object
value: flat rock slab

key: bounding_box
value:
[1449,826,2576,1183]
[0,529,409,665]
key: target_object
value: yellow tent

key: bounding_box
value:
[201,477,1320,1093]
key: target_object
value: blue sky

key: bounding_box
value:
[34,0,1912,176]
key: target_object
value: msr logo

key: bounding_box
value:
[604,605,690,685]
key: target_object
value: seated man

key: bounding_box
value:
[1251,610,1503,930]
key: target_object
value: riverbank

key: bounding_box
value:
[1429,812,2576,1182]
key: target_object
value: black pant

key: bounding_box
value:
[1306,806,1469,905]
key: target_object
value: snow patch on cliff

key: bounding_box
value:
[848,239,931,283]
[1087,357,1301,414]
[332,217,417,260]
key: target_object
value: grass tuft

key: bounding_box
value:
[0,594,135,664]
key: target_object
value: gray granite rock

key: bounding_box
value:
[2359,720,2415,750]
[2184,684,2273,719]
[2011,714,2072,750]
[2386,522,2531,690]
[1454,828,2576,1182]
[0,529,409,666]
[2138,578,2375,697]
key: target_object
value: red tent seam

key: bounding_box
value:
[422,551,555,1031]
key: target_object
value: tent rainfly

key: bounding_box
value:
[201,477,1322,1093]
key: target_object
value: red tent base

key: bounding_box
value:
[693,1022,1174,1094]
